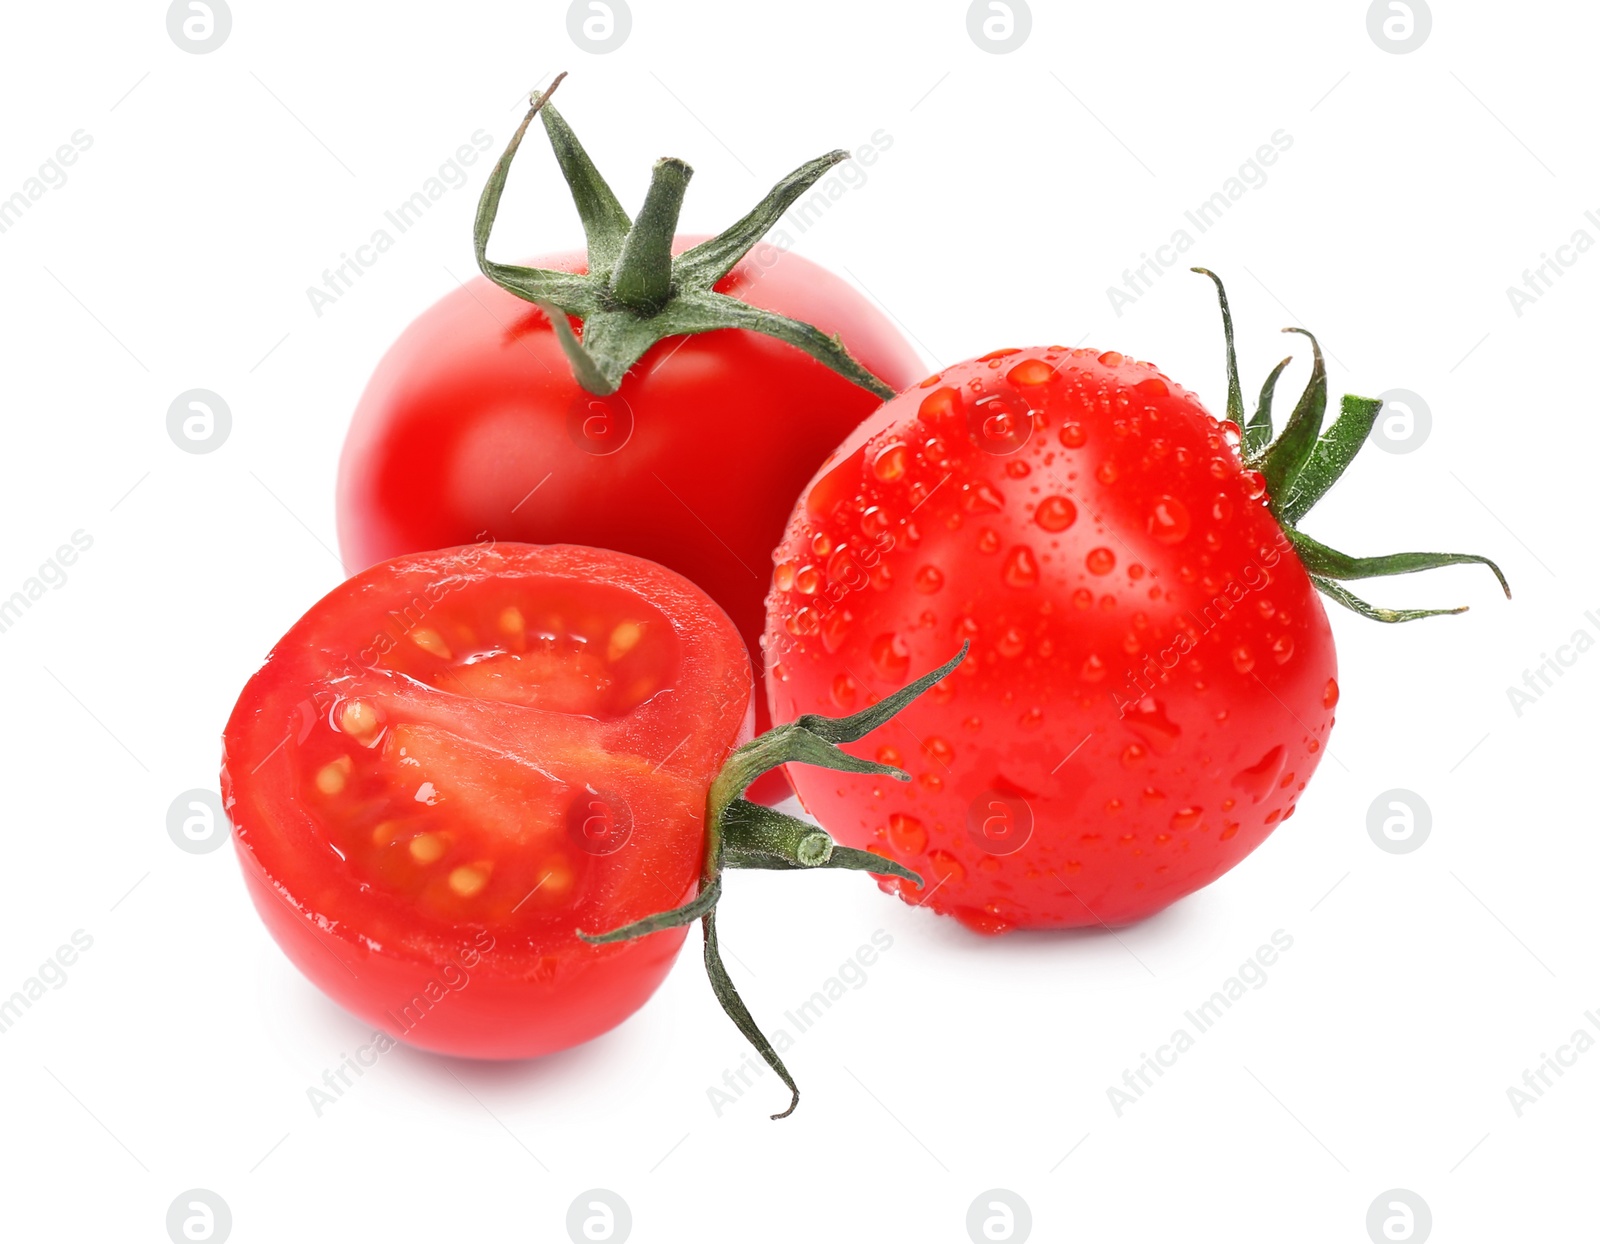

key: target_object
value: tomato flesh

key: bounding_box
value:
[223,544,751,1058]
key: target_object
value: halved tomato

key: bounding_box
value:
[221,543,751,1059]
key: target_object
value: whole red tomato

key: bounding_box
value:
[336,82,920,803]
[764,278,1506,932]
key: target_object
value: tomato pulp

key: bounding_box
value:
[222,544,751,1058]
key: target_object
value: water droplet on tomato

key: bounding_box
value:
[1232,744,1286,804]
[820,608,852,653]
[826,546,858,584]
[962,481,1004,513]
[995,627,1026,658]
[1220,420,1243,448]
[1219,821,1240,840]
[1271,634,1295,665]
[1232,645,1255,674]
[872,442,908,481]
[1242,470,1267,500]
[1147,495,1192,544]
[923,736,954,765]
[1081,653,1106,681]
[915,564,944,594]
[831,674,857,708]
[976,528,1001,554]
[1323,677,1340,708]
[795,565,821,595]
[1095,462,1118,485]
[926,849,965,883]
[786,606,820,636]
[887,812,927,854]
[1098,350,1124,366]
[1007,357,1055,386]
[1212,493,1234,524]
[1086,547,1116,575]
[918,386,961,426]
[870,632,910,681]
[1035,495,1078,532]
[806,443,867,520]
[1002,545,1039,587]
[860,507,889,538]
[1124,697,1181,754]
[1059,422,1087,448]
[1169,806,1203,831]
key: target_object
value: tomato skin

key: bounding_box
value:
[764,348,1337,932]
[236,865,687,1060]
[335,240,922,796]
[222,544,751,1058]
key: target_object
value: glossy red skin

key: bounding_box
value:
[336,240,922,802]
[764,348,1337,933]
[222,544,751,1058]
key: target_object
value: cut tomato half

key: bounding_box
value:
[222,543,751,1059]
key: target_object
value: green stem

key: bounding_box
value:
[576,642,967,1119]
[609,158,693,314]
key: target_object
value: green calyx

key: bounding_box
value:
[579,642,969,1120]
[474,74,897,400]
[1192,268,1511,622]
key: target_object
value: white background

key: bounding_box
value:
[0,1,1593,1240]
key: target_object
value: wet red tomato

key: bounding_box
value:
[765,347,1336,932]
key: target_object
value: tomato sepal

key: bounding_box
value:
[1194,270,1511,621]
[579,642,967,1119]
[1277,393,1384,523]
[1311,576,1470,624]
[472,75,896,400]
[576,876,724,946]
[1292,530,1510,599]
[1250,355,1294,458]
[1259,326,1329,499]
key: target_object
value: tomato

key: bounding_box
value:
[335,85,922,803]
[221,543,751,1058]
[765,288,1505,933]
